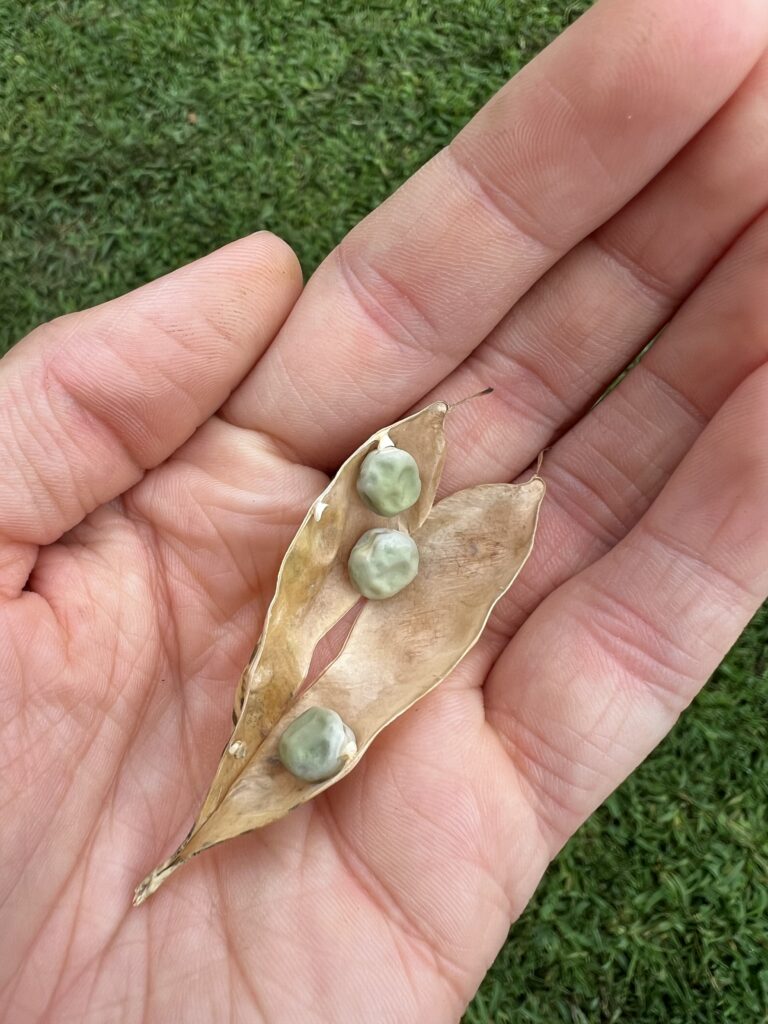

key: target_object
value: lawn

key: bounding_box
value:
[2,1,767,1020]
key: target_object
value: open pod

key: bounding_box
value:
[134,401,545,905]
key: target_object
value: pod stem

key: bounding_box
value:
[448,386,494,411]
[133,855,183,906]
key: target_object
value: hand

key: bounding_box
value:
[3,0,768,1020]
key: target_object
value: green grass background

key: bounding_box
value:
[2,1,767,1020]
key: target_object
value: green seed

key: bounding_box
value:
[348,527,419,599]
[278,707,357,783]
[357,447,422,517]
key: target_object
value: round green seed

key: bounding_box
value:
[278,707,357,783]
[347,527,419,599]
[357,447,422,517]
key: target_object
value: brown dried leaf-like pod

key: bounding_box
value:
[211,402,447,820]
[133,404,544,906]
[233,403,446,715]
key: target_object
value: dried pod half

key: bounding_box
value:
[231,404,447,726]
[133,401,544,906]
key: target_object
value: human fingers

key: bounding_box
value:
[488,204,768,641]
[418,342,768,941]
[224,0,768,468]
[421,52,768,495]
[484,361,768,853]
[0,232,301,599]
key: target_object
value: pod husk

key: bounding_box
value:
[134,404,544,905]
[212,402,447,821]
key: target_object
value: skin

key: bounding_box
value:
[2,0,768,1019]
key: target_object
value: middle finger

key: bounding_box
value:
[223,0,766,469]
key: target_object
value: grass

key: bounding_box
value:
[1,1,766,1020]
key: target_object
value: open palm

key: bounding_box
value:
[3,1,768,1020]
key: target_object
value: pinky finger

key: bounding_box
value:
[484,360,768,852]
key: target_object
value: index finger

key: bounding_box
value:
[224,0,768,469]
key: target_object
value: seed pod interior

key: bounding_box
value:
[134,478,544,901]
[200,402,447,822]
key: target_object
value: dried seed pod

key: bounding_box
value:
[278,707,357,782]
[356,446,422,516]
[133,398,545,906]
[347,528,419,599]
[230,403,447,728]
